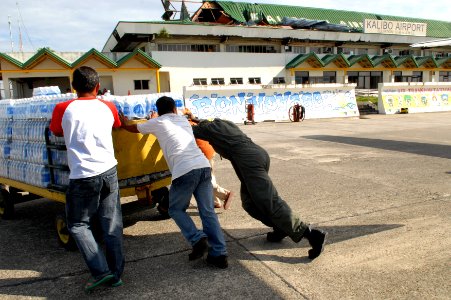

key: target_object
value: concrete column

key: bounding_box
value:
[431,71,437,82]
[3,76,12,99]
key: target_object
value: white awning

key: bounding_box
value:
[410,38,451,48]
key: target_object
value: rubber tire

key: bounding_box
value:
[0,188,14,220]
[55,213,78,251]
[152,187,170,218]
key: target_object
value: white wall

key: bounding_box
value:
[111,70,158,96]
[378,82,451,114]
[184,83,359,122]
[152,52,299,94]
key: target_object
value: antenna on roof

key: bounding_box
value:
[8,15,14,52]
[16,2,23,53]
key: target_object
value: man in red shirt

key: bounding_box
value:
[49,66,124,292]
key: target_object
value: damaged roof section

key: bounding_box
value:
[191,1,451,37]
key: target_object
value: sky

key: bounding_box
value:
[0,0,449,53]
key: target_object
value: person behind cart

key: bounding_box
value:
[183,108,233,210]
[49,66,125,292]
[185,114,327,260]
[119,96,228,269]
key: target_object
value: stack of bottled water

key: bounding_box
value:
[102,92,185,119]
[0,89,76,187]
[0,91,185,188]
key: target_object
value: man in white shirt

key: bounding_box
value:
[50,66,124,291]
[120,96,228,268]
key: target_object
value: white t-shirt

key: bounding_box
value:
[137,113,210,180]
[49,97,121,179]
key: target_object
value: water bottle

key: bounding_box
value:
[0,101,6,119]
[7,99,14,119]
[132,96,146,119]
[112,96,124,114]
[0,159,8,177]
[41,165,50,187]
[0,140,10,159]
[123,96,131,119]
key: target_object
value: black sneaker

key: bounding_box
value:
[189,237,208,261]
[266,228,288,242]
[206,254,228,269]
[305,228,327,260]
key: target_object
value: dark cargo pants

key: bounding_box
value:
[230,143,309,242]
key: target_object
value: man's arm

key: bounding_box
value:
[118,112,140,133]
[183,109,201,124]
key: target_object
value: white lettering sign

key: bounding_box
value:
[364,19,427,36]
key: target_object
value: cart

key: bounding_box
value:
[0,119,172,250]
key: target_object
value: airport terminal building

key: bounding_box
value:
[0,0,450,99]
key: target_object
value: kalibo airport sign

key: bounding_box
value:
[364,19,427,36]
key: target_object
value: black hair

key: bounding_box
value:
[156,96,176,115]
[71,66,99,93]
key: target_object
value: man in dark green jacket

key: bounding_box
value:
[188,116,327,259]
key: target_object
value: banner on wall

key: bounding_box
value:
[183,84,359,123]
[378,83,451,114]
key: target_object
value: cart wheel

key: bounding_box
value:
[0,188,14,220]
[55,214,78,251]
[152,187,170,219]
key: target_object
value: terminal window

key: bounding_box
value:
[439,71,450,82]
[248,77,261,84]
[193,78,207,85]
[295,71,309,84]
[292,46,306,54]
[272,77,286,84]
[394,71,423,83]
[211,78,225,85]
[134,80,149,90]
[158,44,218,52]
[230,78,243,84]
[323,71,336,83]
[226,45,277,53]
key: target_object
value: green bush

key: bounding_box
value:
[356,96,378,105]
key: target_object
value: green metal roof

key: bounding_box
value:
[22,47,72,69]
[286,52,324,68]
[371,54,397,68]
[213,1,451,38]
[72,48,117,68]
[116,49,162,68]
[286,53,451,69]
[394,55,419,68]
[347,54,372,67]
[0,52,23,68]
[0,48,162,71]
[415,56,438,68]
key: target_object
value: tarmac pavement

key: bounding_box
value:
[0,112,450,299]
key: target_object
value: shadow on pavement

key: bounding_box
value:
[304,135,451,159]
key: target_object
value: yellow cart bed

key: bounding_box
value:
[0,124,171,250]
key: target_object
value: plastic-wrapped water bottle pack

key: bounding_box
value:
[0,91,185,187]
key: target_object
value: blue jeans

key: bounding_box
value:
[169,167,227,257]
[66,166,124,281]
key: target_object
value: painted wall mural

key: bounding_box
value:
[184,85,359,123]
[379,84,451,114]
